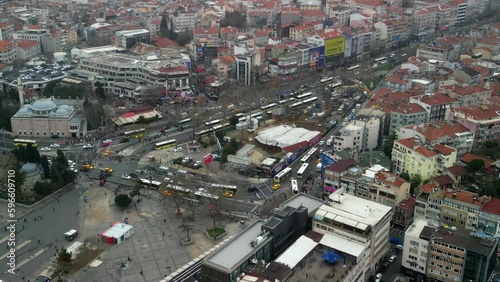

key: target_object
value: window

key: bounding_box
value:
[61,132,64,136]
[57,131,59,136]
[37,131,39,136]
[18,131,21,136]
[44,132,47,136]
[30,131,32,135]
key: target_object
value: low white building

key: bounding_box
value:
[401,218,431,281]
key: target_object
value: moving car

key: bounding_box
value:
[272,184,281,190]
[375,273,382,282]
[104,149,111,156]
[121,174,131,180]
[223,191,234,198]
[40,147,51,151]
[50,143,60,148]
[174,147,183,152]
[396,244,403,250]
[389,255,396,263]
[318,140,325,146]
[83,164,94,170]
[103,168,113,173]
[82,144,94,149]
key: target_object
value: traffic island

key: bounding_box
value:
[204,227,227,240]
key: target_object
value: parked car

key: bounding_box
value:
[129,173,138,178]
[396,244,403,250]
[50,143,60,148]
[318,140,325,146]
[272,184,281,190]
[174,147,182,152]
[389,255,396,263]
[375,273,382,282]
[121,174,131,180]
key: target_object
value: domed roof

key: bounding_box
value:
[31,99,56,111]
[55,108,69,115]
[17,108,30,114]
[22,104,32,109]
[59,105,70,109]
[20,163,39,174]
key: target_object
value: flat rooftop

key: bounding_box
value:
[406,218,429,238]
[317,193,392,230]
[280,193,324,216]
[204,220,271,271]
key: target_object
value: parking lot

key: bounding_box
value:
[0,60,75,87]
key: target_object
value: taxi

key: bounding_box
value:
[103,167,113,173]
[272,183,281,190]
[83,164,94,170]
[223,191,234,198]
[104,149,111,156]
[161,190,172,197]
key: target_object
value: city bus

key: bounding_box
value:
[154,139,177,150]
[274,167,293,183]
[210,183,238,193]
[177,118,192,127]
[290,101,304,109]
[234,113,245,119]
[296,92,313,100]
[374,57,387,63]
[291,179,299,195]
[261,103,277,111]
[166,184,192,195]
[211,122,231,132]
[297,163,309,179]
[300,147,318,163]
[123,128,146,139]
[301,97,318,105]
[139,178,161,188]
[320,77,334,84]
[194,191,220,201]
[13,139,37,147]
[330,82,343,90]
[195,128,212,138]
[205,119,222,127]
[278,97,295,105]
[346,65,360,71]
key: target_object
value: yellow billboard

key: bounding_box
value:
[325,37,345,57]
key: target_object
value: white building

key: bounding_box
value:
[313,191,392,278]
[401,218,430,277]
[334,118,380,152]
[70,46,125,59]
[114,29,150,49]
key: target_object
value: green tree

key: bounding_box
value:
[114,194,133,207]
[137,116,147,124]
[160,15,169,38]
[26,144,41,163]
[467,159,485,174]
[410,173,423,195]
[51,150,75,185]
[8,87,19,104]
[221,12,247,28]
[400,171,410,181]
[176,32,191,46]
[40,155,51,178]
[229,115,239,126]
[83,97,91,108]
[42,81,57,97]
[94,81,106,99]
[56,248,72,270]
[33,181,57,197]
[383,134,397,159]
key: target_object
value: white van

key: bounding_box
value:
[326,138,333,146]
[316,163,322,172]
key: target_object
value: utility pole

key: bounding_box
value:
[1,128,5,148]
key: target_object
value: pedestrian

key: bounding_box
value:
[37,240,40,244]
[53,207,55,211]
[24,218,26,222]
[140,270,144,275]
[164,219,167,223]
[162,232,165,236]
[34,217,36,221]
[128,256,131,261]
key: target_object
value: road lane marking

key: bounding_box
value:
[0,240,31,260]
[251,206,259,213]
[0,235,10,244]
[10,247,48,270]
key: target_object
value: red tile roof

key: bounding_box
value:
[460,153,492,169]
[385,75,408,85]
[325,160,358,173]
[376,171,407,187]
[220,27,239,34]
[151,37,178,48]
[0,40,13,52]
[481,198,500,215]
[447,165,467,177]
[393,102,426,114]
[15,40,39,49]
[402,121,470,142]
[353,0,385,6]
[411,92,457,105]
[317,30,342,40]
[453,85,491,96]
[434,175,454,185]
[396,137,439,158]
[444,190,487,206]
[453,104,500,121]
[366,88,411,113]
[432,144,456,156]
[419,183,438,193]
[193,27,218,35]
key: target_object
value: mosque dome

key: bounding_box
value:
[31,99,57,111]
[20,163,39,175]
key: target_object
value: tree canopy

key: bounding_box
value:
[221,12,246,28]
[115,194,133,207]
[467,159,485,174]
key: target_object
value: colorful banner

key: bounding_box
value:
[308,46,325,67]
[325,37,345,57]
[204,154,213,165]
[195,45,205,62]
[321,152,337,178]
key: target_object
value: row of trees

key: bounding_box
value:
[42,81,91,99]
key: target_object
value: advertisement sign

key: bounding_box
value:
[325,37,345,57]
[308,46,325,67]
[195,45,205,62]
[351,37,359,56]
[204,154,213,165]
[287,147,303,165]
[392,35,401,42]
[272,161,286,176]
[321,152,337,178]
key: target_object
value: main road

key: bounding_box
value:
[0,185,81,281]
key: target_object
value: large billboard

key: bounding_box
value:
[195,45,205,62]
[321,152,337,178]
[351,37,359,56]
[308,46,325,67]
[325,37,345,57]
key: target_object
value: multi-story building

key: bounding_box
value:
[290,25,315,41]
[40,30,70,55]
[15,39,41,61]
[409,92,459,122]
[440,190,489,230]
[12,28,49,43]
[478,198,500,238]
[402,219,499,282]
[409,9,437,39]
[301,10,325,22]
[170,9,201,33]
[401,218,431,281]
[444,85,493,107]
[372,170,411,207]
[396,121,474,157]
[350,0,387,15]
[323,160,359,195]
[297,0,322,11]
[375,19,410,50]
[146,18,161,36]
[393,197,416,229]
[192,27,218,45]
[78,52,190,92]
[0,40,16,63]
[427,226,497,282]
[453,67,481,85]
[416,44,452,61]
[392,137,457,181]
[450,104,500,146]
[0,22,14,40]
[389,102,427,135]
[326,5,351,26]
[333,118,380,152]
[383,75,412,92]
[235,55,252,86]
[314,191,393,278]
[115,29,150,49]
[11,98,87,138]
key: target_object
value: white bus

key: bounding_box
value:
[346,65,360,71]
[139,178,161,188]
[274,167,292,183]
[210,183,238,193]
[329,82,343,89]
[166,184,192,194]
[290,101,304,109]
[302,97,318,105]
[194,191,220,201]
[374,57,387,63]
[296,92,313,100]
[291,179,299,195]
[154,139,177,150]
[205,119,222,127]
[13,139,37,147]
[177,118,192,127]
[300,147,318,163]
[260,103,277,111]
[320,77,334,84]
[297,163,309,178]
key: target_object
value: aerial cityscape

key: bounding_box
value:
[0,0,498,281]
